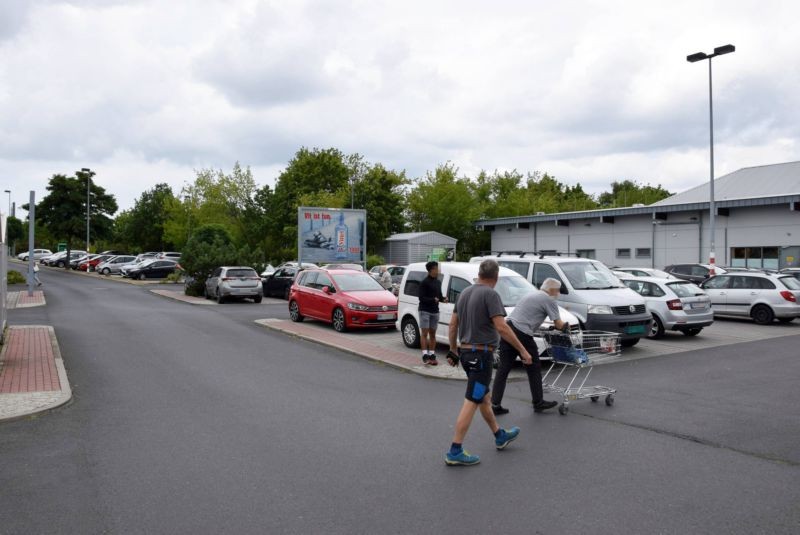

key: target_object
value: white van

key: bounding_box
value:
[396,262,578,355]
[470,254,651,347]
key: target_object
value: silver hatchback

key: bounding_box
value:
[622,277,714,338]
[205,266,263,303]
[700,272,800,324]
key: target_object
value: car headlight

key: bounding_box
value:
[588,305,613,315]
[347,302,368,311]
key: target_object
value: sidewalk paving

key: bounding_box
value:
[7,290,46,309]
[152,289,286,306]
[0,325,71,422]
[255,318,527,382]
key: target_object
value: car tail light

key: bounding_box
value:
[222,277,233,281]
[667,299,683,310]
[780,291,797,302]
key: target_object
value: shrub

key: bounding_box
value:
[7,270,26,284]
[180,229,265,296]
[366,254,385,269]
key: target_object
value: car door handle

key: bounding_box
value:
[750,292,757,295]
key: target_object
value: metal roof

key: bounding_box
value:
[652,160,800,206]
[476,161,800,226]
[384,231,457,243]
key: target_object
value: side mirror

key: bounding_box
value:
[322,286,331,294]
[560,285,568,295]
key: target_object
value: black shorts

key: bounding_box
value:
[460,349,494,403]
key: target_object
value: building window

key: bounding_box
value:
[616,248,631,259]
[731,246,779,269]
[576,249,596,259]
[635,248,651,258]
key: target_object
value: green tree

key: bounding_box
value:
[25,170,118,266]
[352,164,408,252]
[123,183,177,252]
[597,180,672,208]
[6,216,24,253]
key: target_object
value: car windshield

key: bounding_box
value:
[332,273,385,291]
[779,276,800,290]
[667,281,705,297]
[559,261,623,289]
[494,276,536,307]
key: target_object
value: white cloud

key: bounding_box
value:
[2,0,799,213]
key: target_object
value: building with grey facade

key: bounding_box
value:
[476,161,800,270]
[378,231,457,265]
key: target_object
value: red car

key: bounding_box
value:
[78,254,113,272]
[288,268,398,332]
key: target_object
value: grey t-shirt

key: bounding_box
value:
[506,290,561,336]
[454,284,506,345]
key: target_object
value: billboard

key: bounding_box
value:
[298,207,367,266]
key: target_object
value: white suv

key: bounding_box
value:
[396,262,578,355]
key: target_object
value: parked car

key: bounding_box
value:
[321,263,364,271]
[700,272,800,324]
[41,250,87,268]
[99,250,127,255]
[288,268,399,332]
[663,263,728,284]
[125,259,179,280]
[260,264,276,279]
[614,267,676,279]
[96,255,137,275]
[157,252,182,261]
[369,265,406,284]
[17,249,52,261]
[622,277,713,338]
[396,262,579,353]
[470,254,650,347]
[70,254,92,269]
[780,268,800,281]
[120,257,153,277]
[263,265,304,299]
[78,254,114,272]
[205,266,263,303]
[276,261,317,270]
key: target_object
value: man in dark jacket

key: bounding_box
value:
[418,261,447,365]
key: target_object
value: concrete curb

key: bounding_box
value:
[7,290,46,309]
[0,325,72,424]
[151,289,287,306]
[254,318,478,381]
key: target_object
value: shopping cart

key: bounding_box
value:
[537,329,621,415]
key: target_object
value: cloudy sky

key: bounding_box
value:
[2,0,799,214]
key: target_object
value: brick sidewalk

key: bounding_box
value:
[0,326,72,422]
[7,290,46,309]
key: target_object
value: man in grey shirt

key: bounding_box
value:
[442,259,532,466]
[491,277,570,415]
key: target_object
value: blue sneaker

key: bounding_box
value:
[445,450,480,466]
[495,427,520,450]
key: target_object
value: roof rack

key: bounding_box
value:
[534,251,583,259]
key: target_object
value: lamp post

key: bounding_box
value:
[3,190,9,215]
[687,44,735,275]
[81,168,92,252]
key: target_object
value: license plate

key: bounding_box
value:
[691,303,706,309]
[625,325,646,335]
[377,313,395,321]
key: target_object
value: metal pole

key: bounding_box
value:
[708,58,716,275]
[28,191,35,296]
[350,179,354,209]
[86,172,91,252]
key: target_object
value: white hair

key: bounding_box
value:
[540,278,562,292]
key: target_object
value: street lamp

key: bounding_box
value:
[81,167,92,252]
[3,190,9,215]
[687,44,735,275]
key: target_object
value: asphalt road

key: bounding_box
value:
[2,266,799,534]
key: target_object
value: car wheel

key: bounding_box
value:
[283,286,290,300]
[621,338,640,348]
[401,316,421,348]
[648,315,664,339]
[56,261,64,268]
[751,304,774,325]
[253,295,263,304]
[777,317,795,324]
[289,300,304,322]
[332,308,347,332]
[682,328,702,336]
[102,268,111,275]
[216,287,225,304]
[138,273,147,280]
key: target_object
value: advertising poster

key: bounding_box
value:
[297,207,367,266]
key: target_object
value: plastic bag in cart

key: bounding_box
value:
[551,346,589,364]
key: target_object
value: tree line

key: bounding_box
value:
[11,147,673,262]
